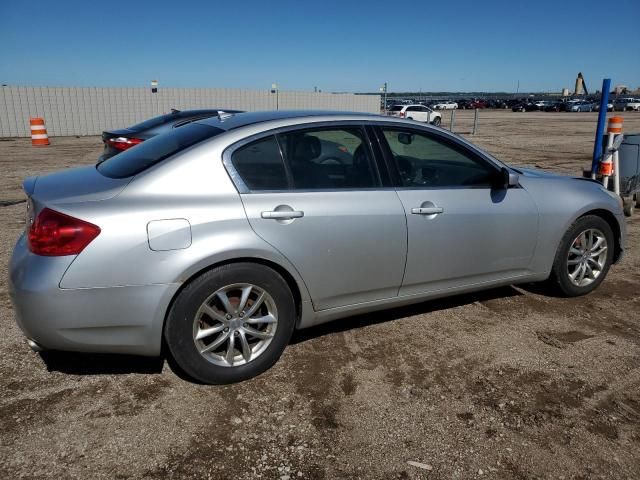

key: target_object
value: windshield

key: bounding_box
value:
[97,124,225,178]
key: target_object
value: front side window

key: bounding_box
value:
[230,136,288,191]
[381,128,496,188]
[278,128,378,189]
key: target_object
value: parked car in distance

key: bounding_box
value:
[567,101,595,112]
[544,101,563,112]
[432,100,458,110]
[614,98,640,112]
[100,108,244,161]
[593,101,614,112]
[10,111,625,384]
[387,104,442,126]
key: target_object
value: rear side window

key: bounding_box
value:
[278,128,378,189]
[230,136,288,190]
[97,124,224,179]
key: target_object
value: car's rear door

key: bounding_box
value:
[226,123,407,311]
[374,125,539,296]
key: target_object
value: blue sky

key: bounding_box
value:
[1,0,638,92]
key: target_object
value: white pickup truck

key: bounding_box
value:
[387,105,442,126]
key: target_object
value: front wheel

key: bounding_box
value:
[164,263,296,384]
[431,116,442,126]
[548,215,614,296]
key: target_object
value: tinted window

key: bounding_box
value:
[97,124,224,179]
[381,129,496,188]
[231,136,288,190]
[279,128,378,189]
[128,112,182,131]
[389,105,403,112]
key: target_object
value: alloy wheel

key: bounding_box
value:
[566,228,608,287]
[193,283,278,367]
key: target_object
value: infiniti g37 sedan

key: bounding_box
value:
[9,111,625,384]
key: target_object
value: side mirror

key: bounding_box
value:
[494,167,519,189]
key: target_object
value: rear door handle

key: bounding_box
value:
[261,210,304,219]
[411,207,443,215]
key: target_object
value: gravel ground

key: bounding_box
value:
[1,110,639,479]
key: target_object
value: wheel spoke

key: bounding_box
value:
[242,326,274,339]
[584,262,594,278]
[576,263,587,284]
[587,257,602,269]
[586,230,594,249]
[238,285,253,313]
[202,304,229,324]
[195,324,225,340]
[216,290,235,315]
[200,331,230,353]
[243,292,266,318]
[569,263,584,280]
[239,331,252,363]
[590,236,605,252]
[570,247,583,256]
[567,258,582,265]
[246,313,277,325]
[590,246,607,258]
[225,334,236,365]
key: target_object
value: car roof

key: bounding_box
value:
[195,110,380,130]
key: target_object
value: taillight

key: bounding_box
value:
[105,136,144,151]
[28,208,100,256]
[399,112,405,118]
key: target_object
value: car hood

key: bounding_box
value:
[516,166,601,184]
[25,166,131,205]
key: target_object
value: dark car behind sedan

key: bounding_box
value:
[100,108,243,161]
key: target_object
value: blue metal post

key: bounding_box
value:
[591,78,611,174]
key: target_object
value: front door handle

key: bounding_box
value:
[411,207,443,215]
[261,210,304,219]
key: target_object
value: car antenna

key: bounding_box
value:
[217,110,234,121]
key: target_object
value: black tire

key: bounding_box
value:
[623,199,635,217]
[164,263,296,384]
[548,215,615,296]
[432,116,442,126]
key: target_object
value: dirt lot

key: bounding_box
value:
[1,110,639,479]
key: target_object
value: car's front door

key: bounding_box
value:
[376,126,539,296]
[227,125,407,310]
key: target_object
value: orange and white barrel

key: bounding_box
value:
[607,116,623,134]
[30,118,49,146]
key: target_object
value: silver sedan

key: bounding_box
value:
[9,111,625,384]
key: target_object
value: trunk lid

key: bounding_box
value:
[25,166,131,206]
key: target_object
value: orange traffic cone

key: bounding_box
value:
[30,118,50,146]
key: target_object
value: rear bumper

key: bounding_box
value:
[9,234,179,356]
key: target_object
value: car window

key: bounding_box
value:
[128,112,181,131]
[97,124,225,179]
[231,136,288,191]
[389,105,403,112]
[278,127,378,189]
[381,128,496,188]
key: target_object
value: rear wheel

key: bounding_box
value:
[432,116,442,126]
[164,263,296,384]
[548,215,614,296]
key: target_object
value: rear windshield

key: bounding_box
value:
[128,112,182,131]
[389,105,403,112]
[97,124,224,178]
